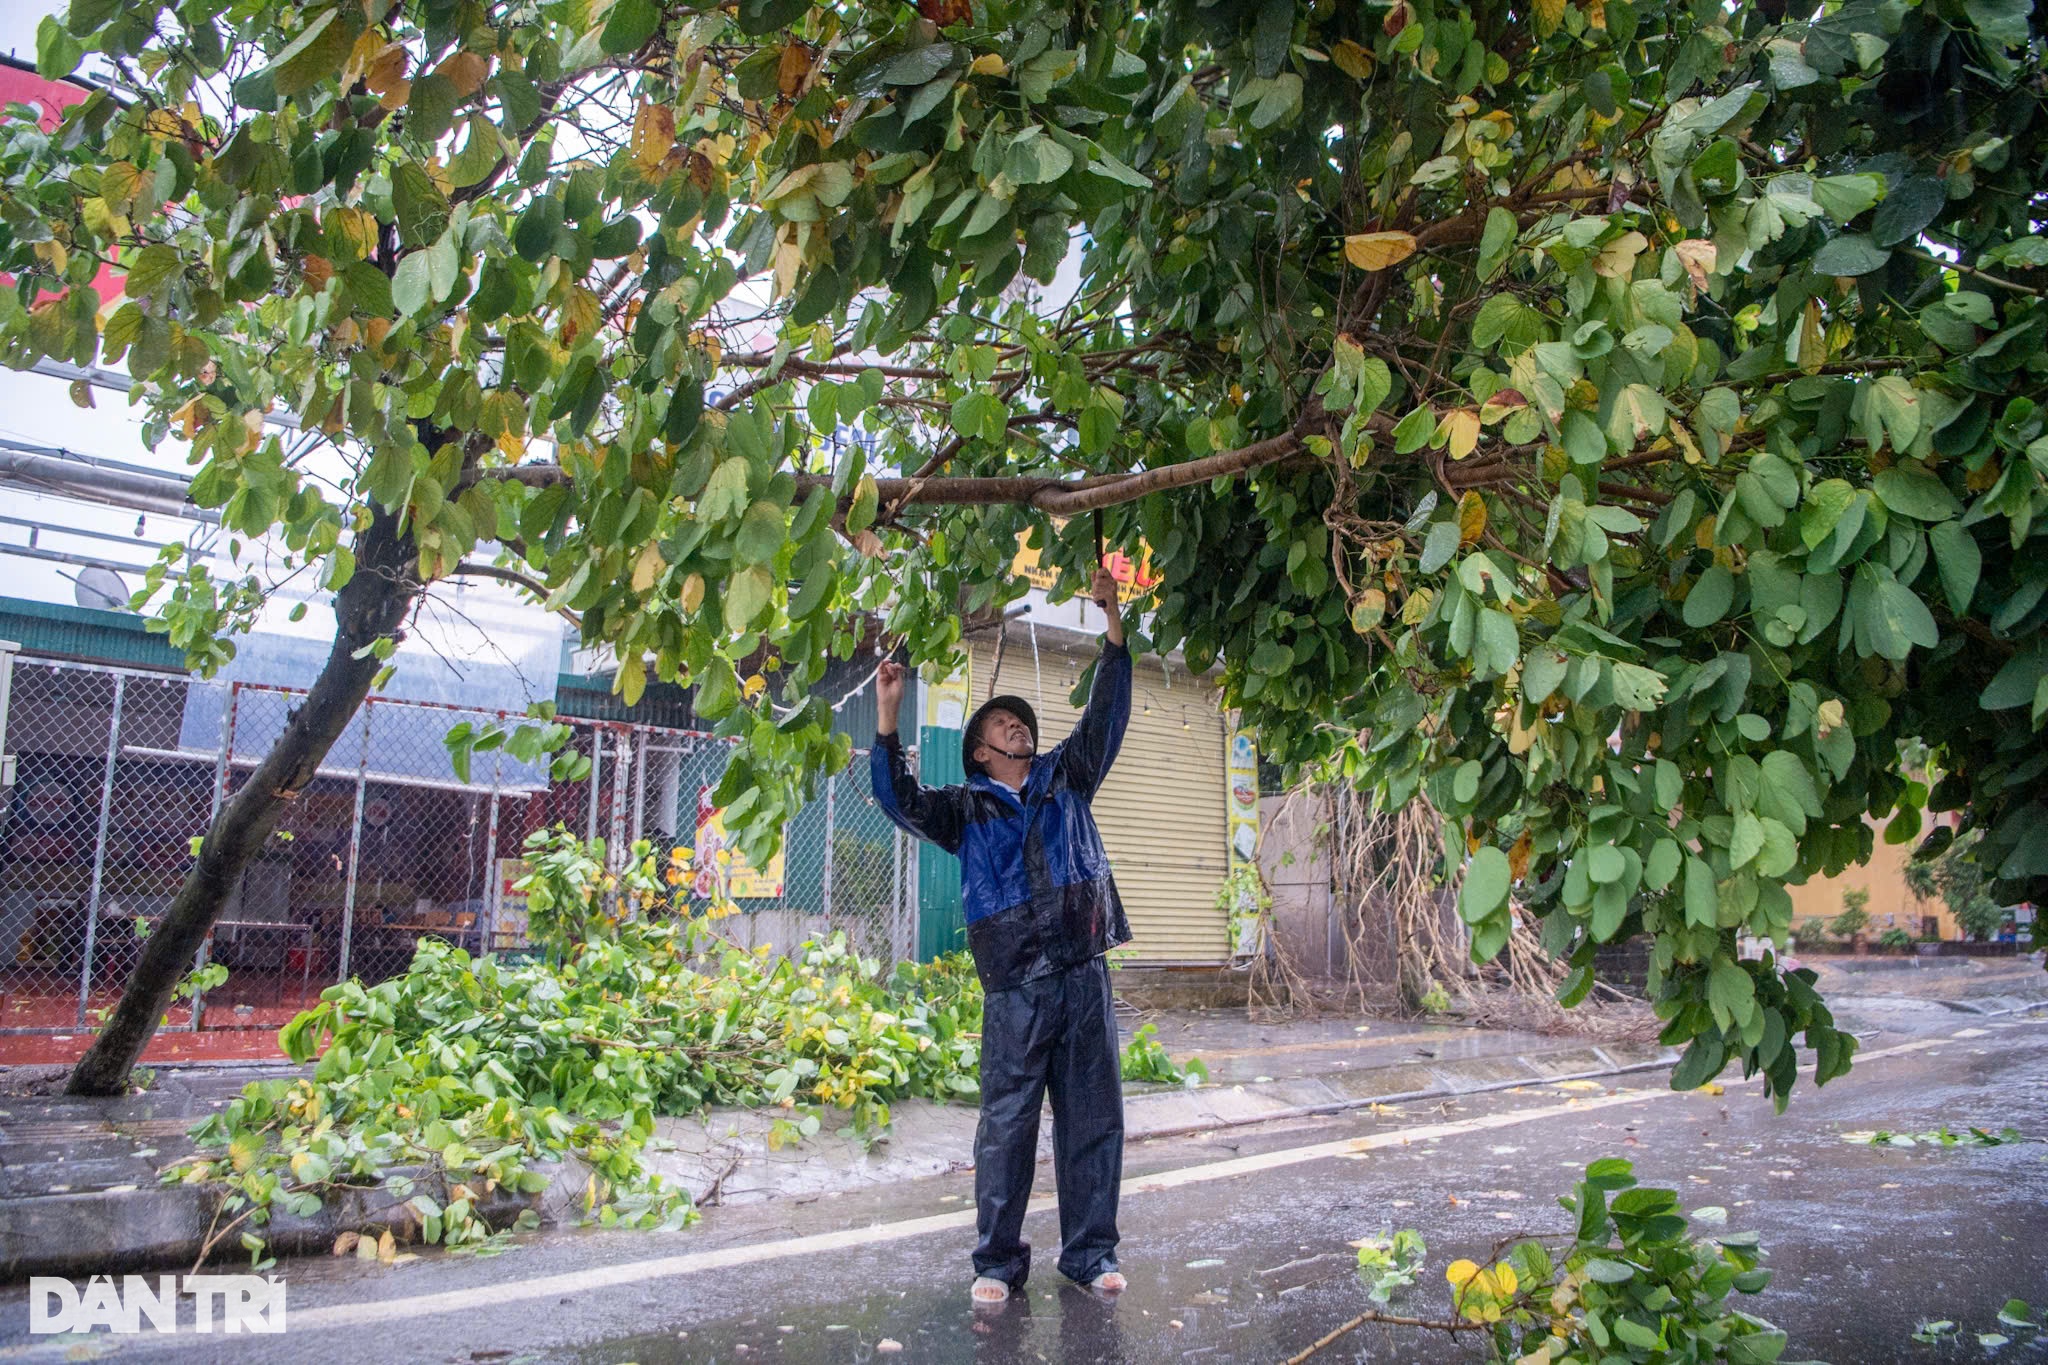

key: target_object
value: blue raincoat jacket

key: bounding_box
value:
[871,641,1133,993]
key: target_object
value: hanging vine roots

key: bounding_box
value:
[1250,786,1655,1042]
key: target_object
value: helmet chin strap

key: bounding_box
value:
[985,743,1033,761]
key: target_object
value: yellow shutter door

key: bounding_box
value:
[966,637,1231,963]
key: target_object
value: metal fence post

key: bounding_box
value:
[74,674,124,1027]
[630,729,649,846]
[586,728,602,846]
[192,680,239,1030]
[337,701,373,984]
[891,825,904,965]
[608,726,631,866]
[821,773,836,917]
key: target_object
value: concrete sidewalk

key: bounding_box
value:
[6,963,2041,1283]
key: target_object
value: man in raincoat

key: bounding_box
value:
[872,565,1132,1305]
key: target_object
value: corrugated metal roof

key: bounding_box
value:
[0,596,184,671]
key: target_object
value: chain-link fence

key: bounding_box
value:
[1,656,913,1034]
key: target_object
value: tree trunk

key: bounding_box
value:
[66,506,420,1096]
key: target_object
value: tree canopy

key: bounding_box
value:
[3,0,2045,1102]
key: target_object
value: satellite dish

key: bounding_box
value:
[74,566,130,612]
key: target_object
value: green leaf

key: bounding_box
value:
[392,251,433,318]
[1871,466,1957,522]
[1708,959,1756,1024]
[1478,207,1518,280]
[1683,565,1736,627]
[1392,405,1435,454]
[1981,643,2048,711]
[1684,856,1718,927]
[699,458,751,522]
[1810,233,1890,276]
[1459,847,1512,923]
[1002,129,1074,185]
[1420,521,1460,573]
[122,244,181,299]
[601,0,661,54]
[845,476,879,535]
[1801,478,1856,549]
[1610,663,1668,711]
[1872,176,1947,247]
[1812,173,1885,223]
[722,564,773,630]
[884,43,957,85]
[36,14,84,77]
[1670,1034,1726,1090]
[734,501,786,564]
[1928,521,1981,613]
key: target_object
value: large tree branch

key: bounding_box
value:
[478,430,1307,515]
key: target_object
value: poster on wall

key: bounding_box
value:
[492,857,531,950]
[1226,728,1263,957]
[694,787,786,900]
[921,659,971,732]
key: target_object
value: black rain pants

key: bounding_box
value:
[971,954,1124,1288]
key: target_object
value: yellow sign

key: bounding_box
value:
[693,787,786,900]
[1226,727,1263,956]
[922,657,971,730]
[1011,529,1161,604]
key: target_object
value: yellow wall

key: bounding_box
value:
[1786,816,1960,940]
[967,635,1232,963]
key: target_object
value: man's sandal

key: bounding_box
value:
[971,1276,1011,1305]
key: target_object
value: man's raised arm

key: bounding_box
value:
[1058,566,1132,798]
[871,659,968,852]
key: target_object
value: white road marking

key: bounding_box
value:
[276,1035,1946,1332]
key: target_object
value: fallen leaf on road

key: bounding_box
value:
[1553,1080,1603,1092]
[1169,1319,1184,1329]
[1695,1083,1725,1096]
[1980,1333,2011,1348]
[1186,1258,1225,1269]
[1391,1200,1415,1208]
[877,1339,903,1353]
[1189,1292,1229,1305]
[1692,1207,1728,1224]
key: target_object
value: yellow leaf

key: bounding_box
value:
[1797,299,1826,374]
[743,673,766,700]
[1343,231,1419,272]
[969,53,1008,76]
[1695,1082,1725,1096]
[435,50,492,96]
[1585,0,1608,28]
[1447,1259,1482,1288]
[619,662,647,707]
[679,573,706,614]
[1508,830,1532,880]
[1531,0,1566,34]
[1457,490,1488,545]
[631,542,664,593]
[364,41,408,96]
[377,1229,396,1263]
[1673,238,1717,296]
[332,1231,360,1257]
[630,101,678,176]
[1592,230,1649,279]
[1331,39,1374,79]
[1444,408,1482,461]
[771,224,805,299]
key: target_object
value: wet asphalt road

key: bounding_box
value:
[5,1013,2045,1364]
